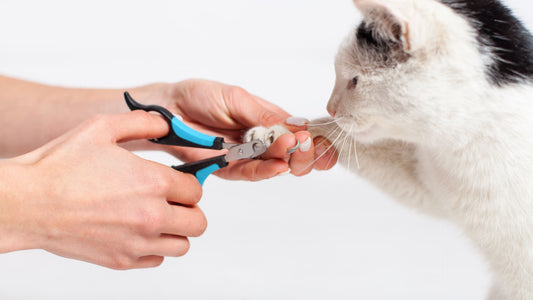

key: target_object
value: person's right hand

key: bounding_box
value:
[0,111,205,269]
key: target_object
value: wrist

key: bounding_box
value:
[0,160,44,253]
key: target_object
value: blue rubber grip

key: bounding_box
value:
[172,155,228,186]
[196,164,221,186]
[171,117,216,147]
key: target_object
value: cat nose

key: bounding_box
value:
[327,104,336,117]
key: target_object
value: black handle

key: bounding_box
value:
[172,155,229,185]
[124,91,175,121]
[124,91,225,150]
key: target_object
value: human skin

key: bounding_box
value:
[0,76,333,176]
[0,76,335,269]
[0,111,205,269]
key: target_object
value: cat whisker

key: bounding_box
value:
[306,119,340,127]
[301,127,344,171]
[352,131,360,169]
[347,124,353,171]
[337,129,349,171]
[325,129,345,169]
[313,126,342,149]
[320,127,345,166]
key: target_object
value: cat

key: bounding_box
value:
[244,0,533,299]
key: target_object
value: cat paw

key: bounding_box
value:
[244,125,291,147]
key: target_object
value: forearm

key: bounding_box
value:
[0,76,165,157]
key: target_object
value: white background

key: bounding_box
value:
[1,0,532,299]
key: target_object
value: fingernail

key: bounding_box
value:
[287,139,300,154]
[300,137,312,152]
[285,117,309,127]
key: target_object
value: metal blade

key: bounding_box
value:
[225,140,267,162]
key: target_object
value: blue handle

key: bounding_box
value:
[195,164,221,185]
[171,117,217,148]
[172,155,229,186]
[124,92,225,149]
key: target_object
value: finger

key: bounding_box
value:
[146,235,191,257]
[168,146,227,164]
[101,110,170,143]
[134,255,165,269]
[215,158,289,181]
[261,133,299,161]
[226,88,291,128]
[251,94,291,118]
[312,137,338,170]
[162,205,207,237]
[249,95,308,131]
[284,117,310,133]
[164,166,203,206]
[289,132,315,176]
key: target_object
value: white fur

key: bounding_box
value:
[244,125,290,148]
[245,0,533,298]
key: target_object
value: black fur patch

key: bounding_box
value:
[441,0,533,86]
[356,22,394,52]
[356,22,409,66]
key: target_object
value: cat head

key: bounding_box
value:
[328,0,533,144]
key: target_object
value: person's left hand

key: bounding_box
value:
[128,79,310,181]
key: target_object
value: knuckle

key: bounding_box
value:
[108,255,135,270]
[260,111,281,126]
[132,110,156,133]
[228,85,248,100]
[132,109,153,123]
[242,166,258,182]
[89,113,108,124]
[134,206,164,234]
[128,237,149,257]
[86,114,110,131]
[153,173,172,194]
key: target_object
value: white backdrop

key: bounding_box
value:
[1,1,532,299]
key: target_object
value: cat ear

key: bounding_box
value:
[353,0,411,51]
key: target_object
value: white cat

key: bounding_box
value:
[245,0,533,299]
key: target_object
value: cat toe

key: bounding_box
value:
[244,125,291,148]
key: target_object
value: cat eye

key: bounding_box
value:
[350,76,359,88]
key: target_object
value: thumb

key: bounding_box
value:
[106,110,170,143]
[228,92,291,128]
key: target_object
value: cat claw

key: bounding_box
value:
[288,140,300,154]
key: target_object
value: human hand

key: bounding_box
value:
[244,124,338,177]
[129,79,313,180]
[264,134,338,176]
[0,111,206,269]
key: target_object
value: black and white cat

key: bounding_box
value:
[245,0,533,298]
